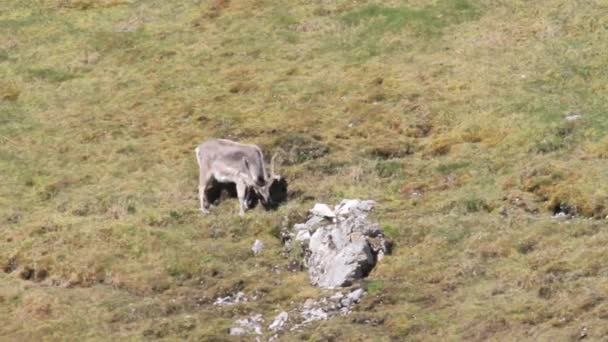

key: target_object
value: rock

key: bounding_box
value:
[304,215,326,230]
[565,113,583,121]
[334,199,376,217]
[303,298,316,309]
[330,292,344,301]
[295,229,311,242]
[302,308,328,323]
[289,288,367,330]
[214,291,249,305]
[340,296,353,307]
[309,231,374,288]
[118,25,138,33]
[229,327,246,336]
[269,311,289,331]
[252,239,264,255]
[230,314,263,336]
[294,223,309,231]
[347,288,365,302]
[311,203,335,219]
[284,199,390,289]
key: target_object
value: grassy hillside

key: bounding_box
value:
[2,0,608,340]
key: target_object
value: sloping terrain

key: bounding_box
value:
[2,0,608,340]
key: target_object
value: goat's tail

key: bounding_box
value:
[194,146,201,168]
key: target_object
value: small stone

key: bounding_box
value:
[311,203,336,219]
[565,113,582,121]
[295,229,311,242]
[302,308,328,322]
[230,327,246,336]
[347,288,365,302]
[269,311,289,331]
[340,297,353,307]
[234,292,246,303]
[329,292,344,301]
[294,223,309,230]
[578,326,588,339]
[215,292,249,305]
[334,199,376,216]
[252,239,264,255]
[303,298,316,309]
[230,314,263,335]
[306,215,326,225]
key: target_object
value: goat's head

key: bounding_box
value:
[242,152,287,209]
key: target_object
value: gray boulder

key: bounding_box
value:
[286,199,391,288]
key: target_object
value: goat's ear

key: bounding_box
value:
[242,157,250,171]
[242,157,256,180]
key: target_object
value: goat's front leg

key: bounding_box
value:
[199,171,212,214]
[236,180,247,217]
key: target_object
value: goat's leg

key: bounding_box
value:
[236,181,247,217]
[199,171,212,214]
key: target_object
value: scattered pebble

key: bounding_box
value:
[269,311,289,331]
[229,314,263,336]
[564,112,583,121]
[252,239,264,255]
[214,291,249,306]
[311,203,336,219]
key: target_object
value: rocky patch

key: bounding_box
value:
[284,199,391,288]
[229,314,263,336]
[213,291,253,306]
[228,287,366,339]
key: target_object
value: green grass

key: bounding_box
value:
[2,0,608,340]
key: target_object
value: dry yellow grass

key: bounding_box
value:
[2,0,608,340]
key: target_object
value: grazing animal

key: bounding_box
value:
[194,139,284,216]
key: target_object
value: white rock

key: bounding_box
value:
[565,113,582,121]
[294,223,309,230]
[347,288,365,302]
[308,226,375,288]
[269,311,289,331]
[334,199,376,216]
[214,296,230,305]
[295,229,311,242]
[306,215,326,227]
[302,308,328,322]
[229,327,246,336]
[252,239,264,255]
[329,292,344,301]
[303,298,316,309]
[230,314,263,335]
[311,203,336,219]
[552,212,568,220]
[234,291,247,303]
[340,297,353,307]
[287,199,389,289]
[230,314,264,336]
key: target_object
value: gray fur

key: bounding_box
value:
[195,139,279,216]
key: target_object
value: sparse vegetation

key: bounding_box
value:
[2,0,608,340]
